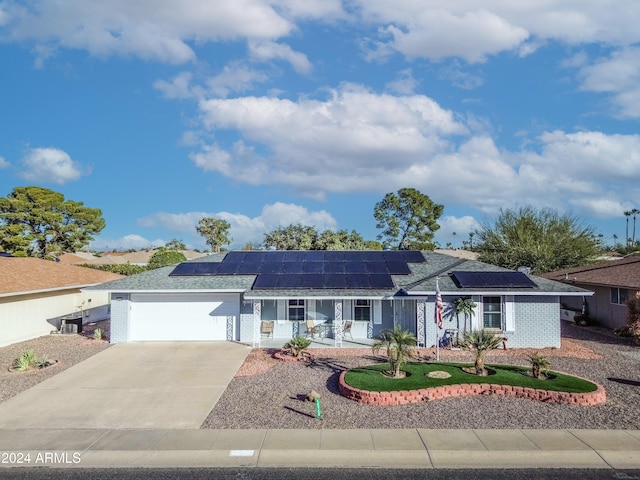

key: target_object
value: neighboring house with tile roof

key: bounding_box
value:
[58,250,207,267]
[0,257,124,347]
[542,255,640,329]
[87,251,589,349]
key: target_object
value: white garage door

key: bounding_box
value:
[129,293,239,341]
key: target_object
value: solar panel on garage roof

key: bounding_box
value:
[170,250,426,288]
[451,271,537,288]
[169,262,220,276]
[344,261,367,273]
[223,251,246,262]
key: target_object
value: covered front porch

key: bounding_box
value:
[246,296,429,348]
[258,335,376,349]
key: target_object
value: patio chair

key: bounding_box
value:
[261,321,274,338]
[305,320,321,339]
[342,320,353,340]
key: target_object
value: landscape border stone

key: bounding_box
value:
[338,370,606,406]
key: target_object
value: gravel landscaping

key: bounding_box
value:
[0,321,111,403]
[202,322,640,430]
[3,319,640,430]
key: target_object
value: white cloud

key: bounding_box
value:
[381,10,529,63]
[154,63,270,101]
[2,0,295,64]
[137,202,337,249]
[205,62,270,97]
[3,1,640,68]
[153,71,198,100]
[0,156,9,168]
[248,40,312,74]
[356,1,640,63]
[575,47,640,118]
[193,84,467,197]
[385,68,418,94]
[90,234,166,251]
[19,147,87,184]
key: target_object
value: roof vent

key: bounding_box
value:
[517,266,531,275]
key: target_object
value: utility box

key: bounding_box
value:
[60,315,83,334]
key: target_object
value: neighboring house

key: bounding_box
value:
[58,250,207,267]
[435,249,480,261]
[542,256,640,329]
[0,257,124,347]
[87,250,589,349]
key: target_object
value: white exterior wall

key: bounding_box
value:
[0,289,112,347]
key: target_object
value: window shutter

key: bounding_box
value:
[504,295,515,332]
[373,300,382,324]
[472,296,482,330]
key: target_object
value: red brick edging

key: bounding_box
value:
[338,371,606,406]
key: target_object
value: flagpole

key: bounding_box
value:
[435,277,441,361]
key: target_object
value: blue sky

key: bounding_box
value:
[1,1,639,251]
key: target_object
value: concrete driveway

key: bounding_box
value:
[0,342,250,429]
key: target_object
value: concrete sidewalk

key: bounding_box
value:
[0,429,639,469]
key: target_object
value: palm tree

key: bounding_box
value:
[452,231,457,249]
[625,210,632,247]
[454,297,477,335]
[460,329,503,376]
[469,232,475,249]
[632,208,640,246]
[613,233,618,248]
[526,352,552,380]
[372,325,417,378]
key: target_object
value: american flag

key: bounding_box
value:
[435,280,443,329]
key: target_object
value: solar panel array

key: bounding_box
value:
[450,271,537,288]
[170,250,425,290]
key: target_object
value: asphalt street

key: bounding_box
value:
[2,469,640,480]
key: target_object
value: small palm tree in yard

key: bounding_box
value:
[372,325,417,378]
[460,329,503,376]
[454,297,477,335]
[527,351,552,379]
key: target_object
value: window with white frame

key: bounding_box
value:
[611,288,629,305]
[261,300,277,320]
[288,299,305,321]
[482,296,502,330]
[354,299,371,321]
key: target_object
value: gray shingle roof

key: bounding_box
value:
[86,251,589,296]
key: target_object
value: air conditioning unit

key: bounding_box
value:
[62,322,78,334]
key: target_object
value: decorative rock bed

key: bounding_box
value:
[272,350,313,362]
[338,371,607,406]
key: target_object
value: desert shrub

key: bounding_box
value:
[13,350,51,371]
[93,327,105,340]
[629,292,640,341]
[147,249,187,269]
[283,336,311,357]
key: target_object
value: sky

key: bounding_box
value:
[1,1,640,252]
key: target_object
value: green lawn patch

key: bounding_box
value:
[343,362,598,394]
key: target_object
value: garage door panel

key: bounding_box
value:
[129,293,238,341]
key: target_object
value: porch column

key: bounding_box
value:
[253,300,261,347]
[416,300,426,347]
[334,300,343,347]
